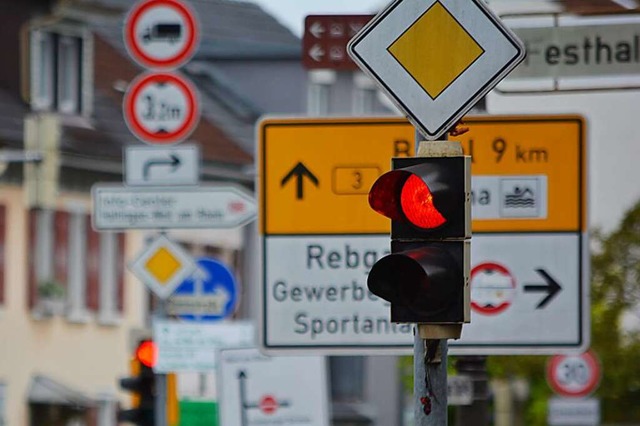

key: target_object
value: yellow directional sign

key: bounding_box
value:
[259,115,585,235]
[347,0,525,140]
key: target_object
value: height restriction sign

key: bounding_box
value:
[123,72,200,145]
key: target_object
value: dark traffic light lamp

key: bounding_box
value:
[117,340,156,426]
[367,152,471,337]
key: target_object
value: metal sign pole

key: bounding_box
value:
[413,129,448,426]
[415,335,448,425]
[155,298,168,426]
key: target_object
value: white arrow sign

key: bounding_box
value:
[309,21,325,38]
[125,144,200,186]
[309,44,325,62]
[91,184,257,230]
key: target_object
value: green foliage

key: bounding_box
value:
[38,279,65,299]
[590,201,640,422]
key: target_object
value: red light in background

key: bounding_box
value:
[136,340,157,368]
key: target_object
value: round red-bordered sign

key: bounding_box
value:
[124,0,199,69]
[546,350,601,398]
[470,262,516,315]
[124,72,200,145]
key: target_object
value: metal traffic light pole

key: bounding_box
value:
[412,131,462,426]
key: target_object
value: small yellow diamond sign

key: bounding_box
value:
[129,234,197,299]
[145,248,181,284]
[388,1,484,99]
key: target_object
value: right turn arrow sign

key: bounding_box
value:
[524,269,562,309]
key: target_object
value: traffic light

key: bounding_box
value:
[118,340,156,426]
[367,153,471,327]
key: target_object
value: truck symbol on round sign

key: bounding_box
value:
[124,72,200,145]
[142,23,181,44]
[470,262,516,315]
[124,0,199,69]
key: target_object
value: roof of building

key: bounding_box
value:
[0,0,303,182]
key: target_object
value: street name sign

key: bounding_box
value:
[129,233,197,299]
[124,71,200,145]
[302,15,373,70]
[347,0,525,140]
[500,14,640,93]
[124,0,200,69]
[218,348,330,426]
[125,144,200,186]
[548,398,600,426]
[259,116,587,355]
[153,320,254,372]
[92,184,257,230]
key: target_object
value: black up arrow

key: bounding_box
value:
[281,162,319,200]
[524,269,562,309]
[238,370,249,426]
[143,154,181,179]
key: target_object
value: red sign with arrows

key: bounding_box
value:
[302,15,373,70]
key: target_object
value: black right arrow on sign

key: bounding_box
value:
[524,269,562,309]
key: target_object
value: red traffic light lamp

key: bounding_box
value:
[367,149,471,337]
[117,340,156,426]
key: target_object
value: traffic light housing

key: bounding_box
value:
[368,153,471,327]
[117,340,156,426]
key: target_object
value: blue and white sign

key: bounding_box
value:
[168,257,238,321]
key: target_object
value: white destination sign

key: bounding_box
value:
[153,320,254,372]
[125,144,200,186]
[261,233,585,355]
[218,348,330,426]
[91,184,257,230]
[548,398,600,426]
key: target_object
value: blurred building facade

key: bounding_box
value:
[0,0,300,424]
[0,0,409,425]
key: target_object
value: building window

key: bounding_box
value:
[28,209,124,321]
[30,24,92,116]
[330,356,365,402]
[307,70,336,116]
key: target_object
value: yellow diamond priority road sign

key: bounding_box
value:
[129,234,197,299]
[348,0,525,140]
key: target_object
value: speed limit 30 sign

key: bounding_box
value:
[546,350,601,398]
